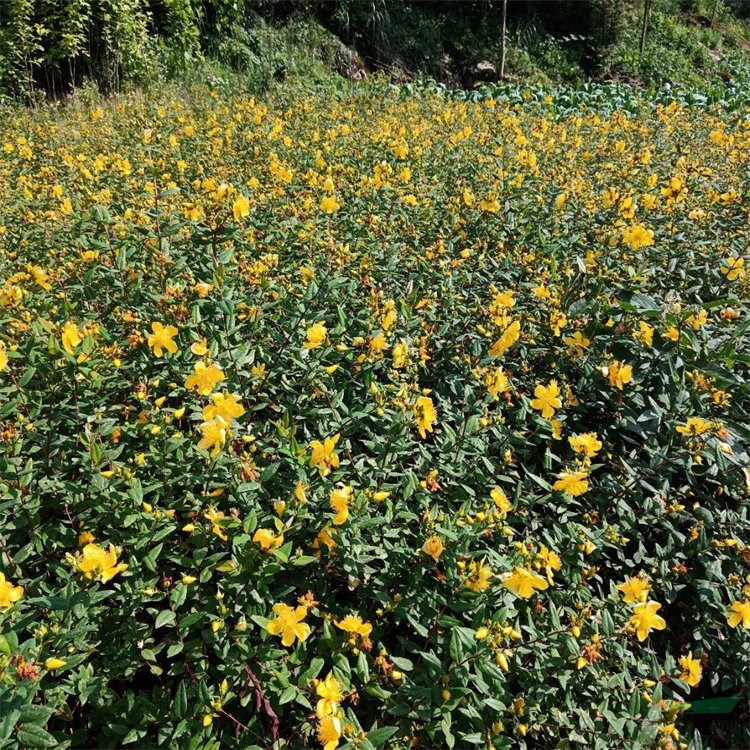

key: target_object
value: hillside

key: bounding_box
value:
[1,0,749,101]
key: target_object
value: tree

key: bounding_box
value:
[639,0,652,58]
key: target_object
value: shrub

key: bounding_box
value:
[0,82,748,750]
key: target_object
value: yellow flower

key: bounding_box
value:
[233,194,250,221]
[502,567,549,598]
[603,361,632,390]
[564,331,591,356]
[579,539,595,555]
[185,361,225,395]
[635,321,654,347]
[720,256,744,281]
[147,322,179,357]
[0,345,8,371]
[0,572,24,610]
[368,332,388,356]
[726,600,750,629]
[661,175,686,204]
[312,525,338,552]
[676,417,713,436]
[315,672,344,718]
[465,558,494,593]
[310,434,340,477]
[533,284,551,300]
[422,535,444,561]
[485,367,510,399]
[204,506,228,540]
[530,380,562,419]
[197,417,229,457]
[380,299,397,330]
[489,288,515,319]
[183,204,204,222]
[266,603,311,647]
[335,614,372,641]
[304,322,328,349]
[628,601,667,641]
[490,487,512,512]
[320,195,341,213]
[392,341,409,368]
[550,311,567,336]
[621,224,654,250]
[678,652,703,687]
[553,469,589,497]
[568,432,602,458]
[253,528,284,551]
[203,392,245,423]
[330,485,353,525]
[251,363,266,378]
[414,396,437,439]
[317,714,342,750]
[489,320,521,357]
[537,545,561,583]
[617,576,651,603]
[686,309,708,330]
[480,196,500,212]
[194,281,214,298]
[294,482,308,505]
[67,543,128,583]
[191,338,209,356]
[44,657,67,670]
[62,321,82,354]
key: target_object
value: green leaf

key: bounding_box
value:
[272,542,293,563]
[16,723,58,748]
[155,610,176,629]
[366,726,399,748]
[142,543,164,573]
[390,656,414,671]
[356,651,370,681]
[173,681,188,719]
[628,690,641,717]
[279,686,298,705]
[449,629,463,664]
[17,706,55,725]
[441,715,455,749]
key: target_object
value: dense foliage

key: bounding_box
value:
[0,82,749,750]
[327,0,750,86]
[1,0,749,101]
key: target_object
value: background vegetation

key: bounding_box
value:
[0,0,749,102]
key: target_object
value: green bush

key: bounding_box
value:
[0,81,748,750]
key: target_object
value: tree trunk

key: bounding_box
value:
[500,0,508,79]
[710,0,720,27]
[639,0,651,59]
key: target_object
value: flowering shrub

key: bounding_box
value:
[0,83,748,750]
